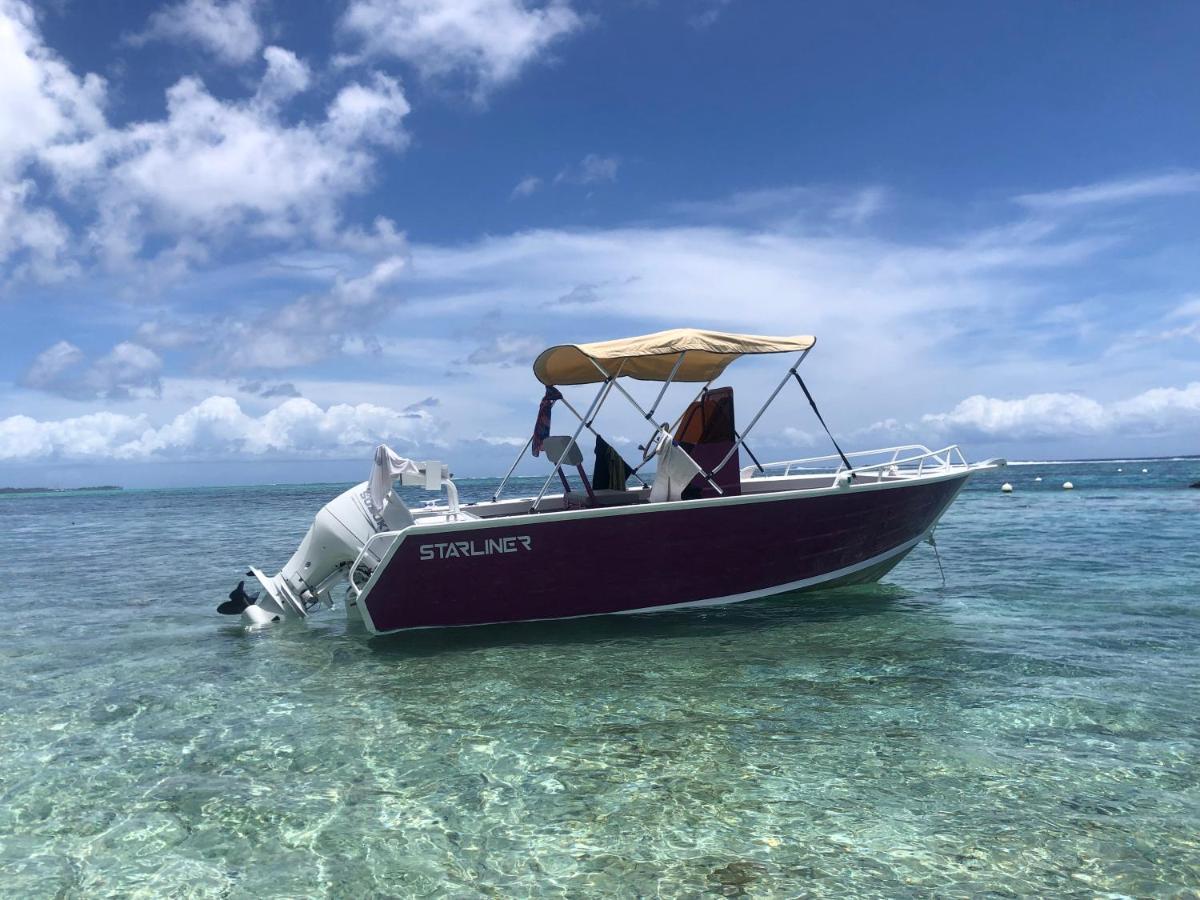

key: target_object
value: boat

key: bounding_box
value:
[220,328,1004,632]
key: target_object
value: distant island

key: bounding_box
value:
[0,485,122,494]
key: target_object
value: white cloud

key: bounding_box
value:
[513,154,617,200]
[831,186,887,226]
[406,220,1104,338]
[1,2,411,278]
[87,342,165,399]
[0,0,106,177]
[923,392,1108,439]
[21,340,164,400]
[338,0,583,99]
[555,153,619,185]
[1015,171,1200,211]
[0,395,440,461]
[688,0,732,30]
[136,253,410,370]
[671,183,888,229]
[0,180,73,280]
[22,340,85,389]
[1104,294,1200,356]
[922,383,1200,440]
[255,46,311,106]
[1170,295,1200,321]
[44,69,409,262]
[0,0,105,279]
[465,332,544,366]
[133,0,262,65]
[510,175,542,199]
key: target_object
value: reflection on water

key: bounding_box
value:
[1,462,1198,896]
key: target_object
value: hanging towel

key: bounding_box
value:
[649,431,703,503]
[592,435,634,491]
[368,444,421,513]
[531,385,563,456]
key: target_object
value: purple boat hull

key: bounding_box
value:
[356,472,969,633]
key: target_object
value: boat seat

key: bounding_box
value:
[541,436,596,505]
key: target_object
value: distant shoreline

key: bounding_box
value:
[0,486,122,494]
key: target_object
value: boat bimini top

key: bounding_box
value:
[495,327,845,509]
[533,328,816,385]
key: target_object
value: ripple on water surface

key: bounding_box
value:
[1,464,1198,896]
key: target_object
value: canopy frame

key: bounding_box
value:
[586,353,725,496]
[529,374,618,511]
[495,329,852,507]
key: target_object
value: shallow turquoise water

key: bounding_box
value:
[1,462,1198,897]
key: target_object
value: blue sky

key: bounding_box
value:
[1,0,1198,487]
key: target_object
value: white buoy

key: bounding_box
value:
[1063,481,1074,490]
[1001,483,1013,493]
[1142,468,1149,473]
[1034,476,1042,482]
[1117,468,1122,473]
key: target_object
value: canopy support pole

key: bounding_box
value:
[492,433,535,502]
[586,356,722,495]
[588,357,655,421]
[645,351,687,422]
[629,378,714,476]
[531,377,615,511]
[556,393,649,488]
[705,349,811,481]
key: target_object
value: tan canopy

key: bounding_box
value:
[533,328,816,385]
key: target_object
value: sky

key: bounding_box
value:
[1,0,1198,488]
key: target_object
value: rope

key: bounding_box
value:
[926,531,947,588]
[790,371,854,474]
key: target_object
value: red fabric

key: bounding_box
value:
[531,386,563,456]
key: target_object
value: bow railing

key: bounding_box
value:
[743,444,970,483]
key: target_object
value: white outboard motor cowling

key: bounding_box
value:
[239,479,412,626]
[219,446,456,628]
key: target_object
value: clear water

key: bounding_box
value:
[2,462,1198,897]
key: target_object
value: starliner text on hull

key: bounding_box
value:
[219,328,1004,632]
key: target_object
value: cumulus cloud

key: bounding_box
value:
[922,383,1200,440]
[0,0,105,280]
[132,0,262,65]
[0,0,106,177]
[1,2,411,279]
[135,253,410,370]
[338,0,583,99]
[0,395,440,461]
[44,68,409,262]
[20,340,164,400]
[0,178,76,282]
[21,339,84,390]
[255,45,311,106]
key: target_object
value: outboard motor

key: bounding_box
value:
[221,445,436,628]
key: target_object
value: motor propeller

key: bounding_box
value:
[217,575,260,615]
